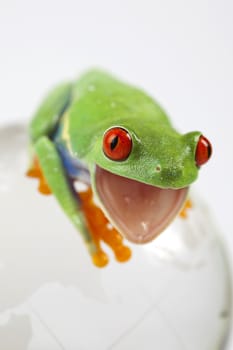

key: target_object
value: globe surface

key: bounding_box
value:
[0,125,231,350]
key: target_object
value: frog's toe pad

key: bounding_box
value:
[26,168,40,178]
[92,251,109,268]
[114,245,132,262]
[38,181,52,195]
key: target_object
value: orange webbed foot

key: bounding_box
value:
[26,158,52,195]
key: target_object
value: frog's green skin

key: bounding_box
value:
[29,70,202,259]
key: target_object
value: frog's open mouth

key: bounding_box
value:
[95,166,188,244]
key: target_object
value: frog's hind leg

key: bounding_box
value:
[27,82,72,195]
[32,135,107,268]
[29,82,72,142]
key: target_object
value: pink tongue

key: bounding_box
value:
[95,166,188,243]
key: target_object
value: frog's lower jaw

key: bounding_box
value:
[95,166,188,244]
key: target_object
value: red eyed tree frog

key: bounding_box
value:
[27,70,212,267]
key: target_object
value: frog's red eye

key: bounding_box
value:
[195,135,212,166]
[103,127,132,161]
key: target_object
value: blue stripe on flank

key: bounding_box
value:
[56,142,90,183]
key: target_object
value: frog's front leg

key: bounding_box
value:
[179,198,193,219]
[79,188,132,263]
[33,136,108,267]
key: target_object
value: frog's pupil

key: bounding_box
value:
[207,144,212,158]
[110,136,118,150]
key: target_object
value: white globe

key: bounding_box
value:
[0,125,231,350]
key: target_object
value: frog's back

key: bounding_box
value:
[71,69,170,127]
[29,69,172,156]
[67,70,172,155]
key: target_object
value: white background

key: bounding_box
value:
[0,0,232,347]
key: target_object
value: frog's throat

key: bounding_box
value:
[95,166,188,244]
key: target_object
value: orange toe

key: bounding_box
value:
[92,251,109,268]
[114,245,132,262]
[26,168,40,178]
[38,181,52,195]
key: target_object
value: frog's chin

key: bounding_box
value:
[95,166,189,244]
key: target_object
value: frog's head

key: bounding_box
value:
[87,120,212,244]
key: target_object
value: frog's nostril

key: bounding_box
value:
[195,135,212,166]
[155,165,161,173]
[160,166,182,182]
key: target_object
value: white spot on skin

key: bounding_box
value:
[110,102,116,108]
[88,85,96,92]
[74,181,89,192]
[185,145,192,155]
[106,222,113,230]
[141,221,149,232]
[123,196,131,204]
[136,235,144,243]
